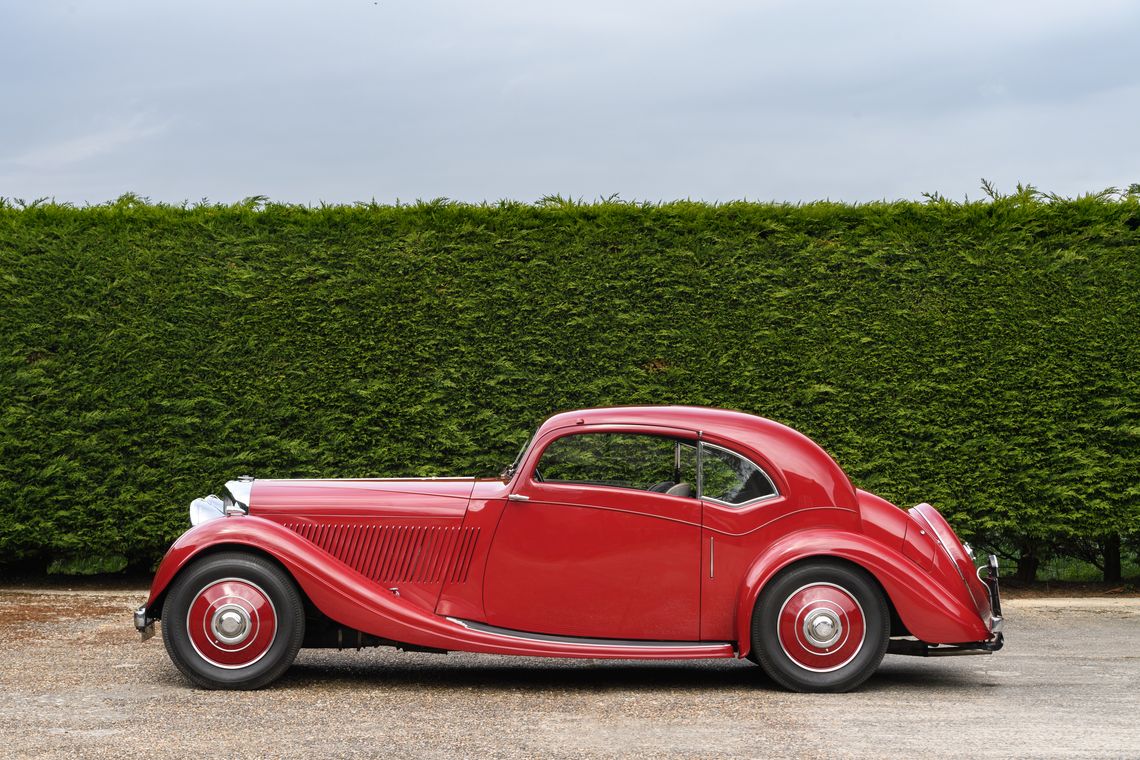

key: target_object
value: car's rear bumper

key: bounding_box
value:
[979,553,1004,636]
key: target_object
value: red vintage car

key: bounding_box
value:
[135,406,1003,692]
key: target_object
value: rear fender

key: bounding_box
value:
[735,529,990,658]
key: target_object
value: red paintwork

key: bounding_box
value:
[147,515,732,659]
[910,502,994,625]
[731,528,990,654]
[484,425,702,639]
[252,478,475,517]
[250,478,475,614]
[143,406,998,661]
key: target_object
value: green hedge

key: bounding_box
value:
[2,193,1138,579]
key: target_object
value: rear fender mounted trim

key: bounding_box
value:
[910,505,981,612]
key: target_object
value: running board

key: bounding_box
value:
[448,617,735,656]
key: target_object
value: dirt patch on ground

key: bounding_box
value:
[0,592,134,643]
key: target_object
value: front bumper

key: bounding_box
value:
[134,605,155,641]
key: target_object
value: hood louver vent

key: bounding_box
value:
[283,523,480,584]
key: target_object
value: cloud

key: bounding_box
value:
[1,1,1138,203]
[4,116,167,171]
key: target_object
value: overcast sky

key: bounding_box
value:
[2,0,1138,205]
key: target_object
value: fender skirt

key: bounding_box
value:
[144,516,734,660]
[734,530,991,658]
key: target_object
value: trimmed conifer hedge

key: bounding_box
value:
[1,192,1137,579]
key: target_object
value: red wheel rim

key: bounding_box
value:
[186,578,277,669]
[777,582,865,672]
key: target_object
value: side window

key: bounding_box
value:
[700,444,778,505]
[536,433,697,496]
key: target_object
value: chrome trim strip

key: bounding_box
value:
[446,617,729,650]
[702,492,782,508]
[696,440,704,497]
[913,508,981,611]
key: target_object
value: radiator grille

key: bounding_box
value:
[282,522,480,583]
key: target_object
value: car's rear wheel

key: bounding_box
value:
[161,551,305,690]
[751,560,889,692]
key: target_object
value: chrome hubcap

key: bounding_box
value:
[211,604,251,644]
[802,609,842,648]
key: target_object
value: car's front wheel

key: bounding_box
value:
[751,560,889,692]
[161,551,305,690]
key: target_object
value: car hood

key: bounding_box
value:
[248,477,476,519]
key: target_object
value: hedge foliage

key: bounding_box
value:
[1,192,1138,577]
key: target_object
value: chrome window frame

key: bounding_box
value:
[698,441,780,507]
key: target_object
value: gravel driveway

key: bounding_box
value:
[0,588,1137,759]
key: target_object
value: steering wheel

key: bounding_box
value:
[533,468,544,482]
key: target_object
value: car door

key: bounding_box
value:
[698,440,785,639]
[482,428,702,640]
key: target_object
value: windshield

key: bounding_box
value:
[500,429,537,481]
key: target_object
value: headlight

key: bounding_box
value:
[189,476,253,526]
[190,494,225,526]
[224,476,254,509]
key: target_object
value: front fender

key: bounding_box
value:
[734,529,990,657]
[145,516,303,610]
[144,515,489,651]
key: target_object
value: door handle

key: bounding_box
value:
[508,494,530,502]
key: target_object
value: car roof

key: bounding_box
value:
[535,406,858,508]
